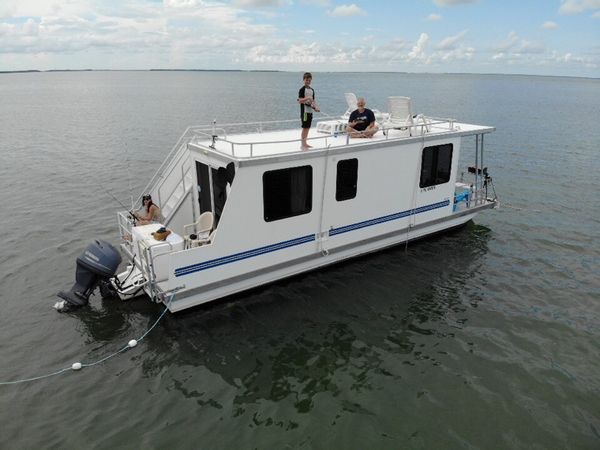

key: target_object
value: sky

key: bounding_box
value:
[0,0,599,77]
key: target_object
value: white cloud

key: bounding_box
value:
[519,40,545,54]
[164,0,204,7]
[300,0,330,5]
[233,0,288,7]
[407,33,429,62]
[549,50,596,67]
[0,0,597,75]
[492,49,599,71]
[495,31,520,52]
[371,38,406,64]
[435,30,467,50]
[493,31,546,56]
[328,4,367,17]
[244,33,472,68]
[433,0,477,6]
[559,0,600,14]
[439,46,474,61]
[0,0,89,20]
[243,31,478,68]
[0,0,277,65]
[246,42,335,64]
[542,21,559,29]
[593,10,600,17]
[23,18,39,36]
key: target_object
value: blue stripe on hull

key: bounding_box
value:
[174,199,450,277]
[329,199,449,236]
[175,234,315,277]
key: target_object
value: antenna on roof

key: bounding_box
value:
[210,119,217,149]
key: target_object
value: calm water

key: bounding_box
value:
[0,71,599,449]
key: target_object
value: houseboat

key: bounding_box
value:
[57,95,497,313]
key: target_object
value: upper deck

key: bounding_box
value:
[187,116,495,162]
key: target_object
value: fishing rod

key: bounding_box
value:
[98,185,139,222]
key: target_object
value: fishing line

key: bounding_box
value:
[97,183,138,222]
[124,141,135,211]
[0,294,174,386]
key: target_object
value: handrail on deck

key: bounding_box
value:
[187,115,458,157]
[137,126,198,206]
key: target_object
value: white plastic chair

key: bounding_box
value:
[341,92,389,123]
[383,96,414,135]
[317,93,359,134]
[184,211,214,245]
[341,93,358,120]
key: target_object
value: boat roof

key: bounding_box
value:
[187,116,495,163]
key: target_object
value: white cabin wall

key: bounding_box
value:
[323,141,422,250]
[413,137,461,226]
[165,137,463,293]
[167,156,327,292]
[167,191,195,236]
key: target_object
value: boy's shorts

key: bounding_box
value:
[301,112,313,129]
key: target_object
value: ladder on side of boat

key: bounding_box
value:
[137,127,199,225]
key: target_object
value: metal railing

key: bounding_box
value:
[454,132,496,212]
[117,211,134,250]
[115,217,174,302]
[184,115,458,158]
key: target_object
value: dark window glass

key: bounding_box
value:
[196,161,212,214]
[336,158,358,201]
[263,166,312,222]
[419,144,453,188]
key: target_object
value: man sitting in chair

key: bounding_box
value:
[347,97,379,138]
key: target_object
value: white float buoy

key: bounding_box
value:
[53,300,66,311]
[128,339,138,348]
[72,362,82,371]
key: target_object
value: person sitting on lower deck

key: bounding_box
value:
[135,194,164,225]
[346,97,379,138]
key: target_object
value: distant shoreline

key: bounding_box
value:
[0,69,597,80]
[0,69,281,74]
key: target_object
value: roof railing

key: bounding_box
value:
[186,115,459,157]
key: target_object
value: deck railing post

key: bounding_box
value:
[481,134,484,201]
[475,135,479,206]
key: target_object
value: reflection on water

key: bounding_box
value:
[68,295,159,344]
[133,223,492,419]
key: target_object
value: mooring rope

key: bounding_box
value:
[0,294,174,386]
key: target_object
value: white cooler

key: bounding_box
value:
[131,224,184,281]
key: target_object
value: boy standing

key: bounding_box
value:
[297,72,320,149]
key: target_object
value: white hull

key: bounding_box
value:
[165,207,489,312]
[114,103,497,313]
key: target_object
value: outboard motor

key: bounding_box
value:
[56,240,122,308]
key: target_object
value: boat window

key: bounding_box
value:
[336,158,358,201]
[263,166,312,222]
[196,162,213,214]
[211,167,228,225]
[420,144,453,188]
